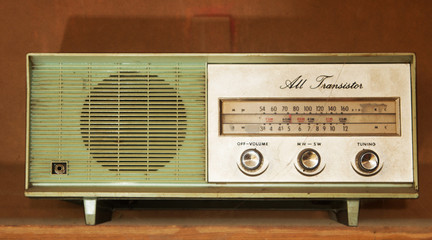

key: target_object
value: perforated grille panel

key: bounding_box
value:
[28,58,206,183]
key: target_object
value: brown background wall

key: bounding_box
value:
[1,0,431,239]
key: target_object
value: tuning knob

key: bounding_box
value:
[357,150,379,172]
[353,149,382,176]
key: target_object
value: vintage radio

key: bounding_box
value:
[25,53,418,226]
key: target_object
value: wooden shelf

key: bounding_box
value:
[1,225,432,240]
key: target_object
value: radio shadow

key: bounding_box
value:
[60,16,232,53]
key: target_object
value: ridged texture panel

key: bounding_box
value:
[29,60,206,183]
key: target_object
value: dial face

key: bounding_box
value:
[220,98,400,136]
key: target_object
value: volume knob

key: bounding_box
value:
[240,149,263,170]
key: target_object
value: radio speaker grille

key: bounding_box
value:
[29,60,206,183]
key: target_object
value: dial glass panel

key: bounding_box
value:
[220,98,400,136]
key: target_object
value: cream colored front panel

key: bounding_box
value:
[208,64,413,183]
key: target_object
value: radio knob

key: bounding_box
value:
[240,149,263,170]
[298,149,320,170]
[358,151,379,172]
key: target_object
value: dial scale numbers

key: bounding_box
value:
[221,98,400,136]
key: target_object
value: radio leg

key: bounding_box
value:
[83,198,112,225]
[329,199,360,226]
[83,198,97,225]
[346,199,360,226]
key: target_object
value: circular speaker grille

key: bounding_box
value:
[81,72,185,172]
